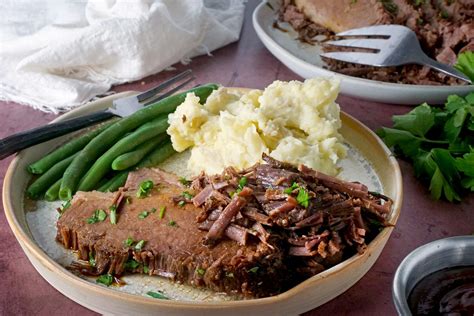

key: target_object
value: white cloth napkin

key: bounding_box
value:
[0,0,245,113]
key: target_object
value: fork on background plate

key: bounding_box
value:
[320,25,471,84]
[0,69,195,160]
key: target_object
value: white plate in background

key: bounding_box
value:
[252,0,474,105]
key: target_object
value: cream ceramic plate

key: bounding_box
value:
[3,90,402,315]
[253,0,474,105]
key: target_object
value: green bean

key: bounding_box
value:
[28,120,116,175]
[77,116,168,192]
[44,178,62,201]
[94,176,113,190]
[27,153,79,199]
[97,175,119,192]
[111,134,168,171]
[59,84,217,200]
[98,172,128,192]
[101,140,176,192]
[137,140,176,168]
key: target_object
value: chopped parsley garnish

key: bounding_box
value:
[196,268,206,276]
[134,239,146,251]
[232,176,248,196]
[62,200,71,209]
[96,274,113,286]
[89,252,96,267]
[168,220,177,227]
[284,182,299,194]
[124,259,140,270]
[86,209,107,224]
[159,206,166,219]
[124,237,134,247]
[150,207,157,213]
[178,200,186,207]
[109,204,117,224]
[58,199,71,218]
[182,191,194,200]
[143,265,149,274]
[125,197,131,204]
[284,182,310,207]
[296,188,310,208]
[147,290,169,300]
[178,177,191,186]
[136,180,154,198]
[248,267,259,273]
[138,210,149,219]
[238,176,248,188]
[60,200,71,212]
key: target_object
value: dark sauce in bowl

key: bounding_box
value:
[408,266,474,315]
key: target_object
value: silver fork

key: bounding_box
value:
[320,25,471,83]
[0,69,195,160]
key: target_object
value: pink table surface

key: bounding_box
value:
[1,1,473,315]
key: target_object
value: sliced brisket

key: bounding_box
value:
[57,169,287,297]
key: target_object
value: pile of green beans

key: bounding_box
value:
[26,84,218,201]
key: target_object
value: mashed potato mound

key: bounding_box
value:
[167,78,346,176]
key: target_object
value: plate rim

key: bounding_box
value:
[2,89,403,311]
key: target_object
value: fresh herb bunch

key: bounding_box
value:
[378,92,474,202]
[454,51,474,83]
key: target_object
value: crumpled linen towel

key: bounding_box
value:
[0,0,245,113]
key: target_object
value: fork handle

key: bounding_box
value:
[418,56,472,83]
[0,110,115,160]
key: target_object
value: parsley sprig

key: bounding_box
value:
[454,52,474,83]
[378,92,474,201]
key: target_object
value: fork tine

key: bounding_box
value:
[325,38,388,50]
[137,69,193,102]
[336,25,407,37]
[320,51,386,66]
[143,76,196,106]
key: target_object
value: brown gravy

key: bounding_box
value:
[408,266,474,315]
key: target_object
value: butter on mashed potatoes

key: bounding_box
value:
[167,78,346,176]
